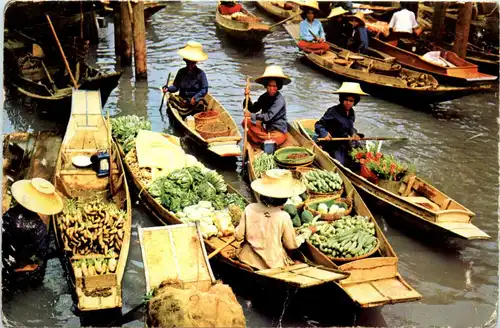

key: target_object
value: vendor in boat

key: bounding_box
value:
[346,12,369,54]
[297,0,330,55]
[234,169,313,270]
[325,6,349,46]
[218,1,242,15]
[242,65,291,146]
[2,178,63,293]
[162,41,209,116]
[314,82,368,165]
[387,3,420,45]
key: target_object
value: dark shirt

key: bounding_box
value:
[315,103,357,139]
[243,91,288,134]
[167,66,209,102]
[325,19,349,46]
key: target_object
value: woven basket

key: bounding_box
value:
[328,239,380,262]
[296,167,344,199]
[304,196,353,221]
[195,122,232,140]
[193,110,219,127]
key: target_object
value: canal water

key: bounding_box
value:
[2,2,499,327]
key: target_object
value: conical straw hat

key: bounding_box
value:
[332,82,369,95]
[178,41,208,62]
[346,11,366,26]
[255,65,291,86]
[11,178,63,215]
[328,7,348,19]
[295,0,319,12]
[251,169,306,199]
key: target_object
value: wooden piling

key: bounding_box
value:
[452,2,473,58]
[431,2,447,42]
[132,1,147,79]
[113,2,122,56]
[120,1,133,66]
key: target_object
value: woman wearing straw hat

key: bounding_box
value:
[243,65,291,146]
[297,0,330,55]
[234,169,313,270]
[314,82,368,165]
[325,6,349,45]
[162,41,209,116]
[2,178,63,291]
[345,12,369,54]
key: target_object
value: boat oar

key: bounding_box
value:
[269,13,301,29]
[241,76,251,166]
[40,60,58,92]
[207,236,237,260]
[317,136,408,142]
[158,72,172,113]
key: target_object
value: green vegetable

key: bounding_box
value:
[253,153,277,178]
[291,214,302,227]
[301,210,314,224]
[111,115,152,153]
[283,204,298,216]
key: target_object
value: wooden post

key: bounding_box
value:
[431,2,447,42]
[132,1,147,79]
[113,2,122,56]
[452,2,473,58]
[120,1,133,66]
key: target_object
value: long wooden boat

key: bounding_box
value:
[369,36,497,86]
[215,2,271,44]
[284,22,493,104]
[295,119,490,241]
[166,93,242,158]
[245,124,422,307]
[113,134,350,292]
[52,90,132,311]
[254,1,301,21]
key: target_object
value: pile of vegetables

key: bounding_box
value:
[308,199,348,215]
[301,169,343,193]
[57,198,126,256]
[73,256,117,277]
[297,215,378,259]
[111,115,152,153]
[177,201,236,239]
[148,166,246,213]
[253,153,277,178]
[283,205,315,227]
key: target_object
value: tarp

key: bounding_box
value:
[135,130,185,171]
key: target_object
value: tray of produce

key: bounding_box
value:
[274,147,315,165]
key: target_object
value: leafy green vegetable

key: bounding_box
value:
[111,115,152,153]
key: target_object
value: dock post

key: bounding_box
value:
[452,2,473,58]
[431,2,447,42]
[113,2,122,57]
[132,1,147,79]
[120,1,133,66]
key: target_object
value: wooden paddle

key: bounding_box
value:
[207,236,237,260]
[269,13,301,29]
[242,76,251,166]
[317,136,408,141]
[158,72,172,112]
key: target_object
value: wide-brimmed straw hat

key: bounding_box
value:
[295,0,319,12]
[251,169,306,199]
[333,82,369,95]
[346,11,366,26]
[255,65,291,86]
[11,178,63,215]
[178,41,208,62]
[328,7,348,19]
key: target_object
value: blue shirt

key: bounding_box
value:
[244,91,288,134]
[299,18,325,42]
[315,103,357,139]
[355,26,369,53]
[167,66,208,102]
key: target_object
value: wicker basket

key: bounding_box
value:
[304,196,353,221]
[296,167,344,199]
[328,239,380,262]
[195,122,232,140]
[193,110,219,127]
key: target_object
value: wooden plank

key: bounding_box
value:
[271,271,318,286]
[292,266,348,282]
[257,263,309,275]
[434,222,490,239]
[338,258,398,285]
[371,277,422,302]
[342,282,389,305]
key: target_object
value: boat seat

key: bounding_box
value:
[402,196,440,212]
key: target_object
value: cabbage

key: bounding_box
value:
[317,203,328,214]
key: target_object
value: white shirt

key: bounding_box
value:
[389,9,418,34]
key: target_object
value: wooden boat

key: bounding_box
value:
[369,36,498,86]
[215,2,271,44]
[295,119,490,241]
[284,22,493,104]
[254,1,301,21]
[113,134,350,292]
[245,124,422,307]
[52,90,132,311]
[166,93,242,158]
[3,132,62,227]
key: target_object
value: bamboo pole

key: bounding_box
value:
[45,14,78,89]
[242,77,251,166]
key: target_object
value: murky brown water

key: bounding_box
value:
[3,2,499,327]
